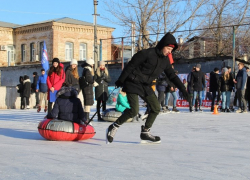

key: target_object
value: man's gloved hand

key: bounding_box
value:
[115,80,123,88]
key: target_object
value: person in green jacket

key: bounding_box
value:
[116,90,130,112]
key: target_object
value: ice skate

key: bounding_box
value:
[161,106,170,114]
[44,106,48,113]
[140,125,161,144]
[106,123,119,144]
[37,106,41,113]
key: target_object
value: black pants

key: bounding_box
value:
[245,89,250,110]
[234,91,237,106]
[23,97,29,107]
[116,93,160,129]
[158,91,165,107]
[48,102,53,114]
[237,90,247,110]
[211,91,220,110]
[20,95,25,109]
[97,100,106,115]
[35,91,39,105]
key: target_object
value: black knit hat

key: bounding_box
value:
[214,67,219,72]
[33,72,38,75]
[52,58,60,64]
[41,68,45,71]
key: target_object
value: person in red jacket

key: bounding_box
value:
[47,58,65,114]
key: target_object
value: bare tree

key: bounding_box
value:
[103,0,208,50]
[200,0,250,56]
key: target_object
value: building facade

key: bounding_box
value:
[0,17,114,67]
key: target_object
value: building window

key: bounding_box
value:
[65,42,73,61]
[7,45,15,66]
[30,43,35,61]
[79,43,87,60]
[40,42,44,61]
[21,44,26,62]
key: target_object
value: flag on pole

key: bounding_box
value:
[41,41,49,72]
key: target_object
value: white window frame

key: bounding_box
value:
[65,42,73,61]
[79,43,87,60]
[7,45,15,66]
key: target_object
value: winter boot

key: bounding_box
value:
[26,105,30,109]
[98,112,105,122]
[106,123,120,144]
[211,106,214,112]
[226,108,231,113]
[198,106,203,112]
[240,109,247,113]
[140,125,161,144]
[195,106,198,111]
[37,106,41,113]
[189,106,194,112]
[236,108,242,113]
[172,107,180,113]
[85,112,90,122]
[44,106,48,113]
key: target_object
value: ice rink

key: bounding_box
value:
[0,107,250,180]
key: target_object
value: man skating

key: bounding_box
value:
[106,33,189,144]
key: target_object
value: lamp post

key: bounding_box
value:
[93,0,98,70]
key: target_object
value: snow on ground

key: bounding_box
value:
[0,107,250,180]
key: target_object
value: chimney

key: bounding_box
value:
[178,38,183,44]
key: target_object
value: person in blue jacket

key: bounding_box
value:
[235,62,248,113]
[47,84,86,124]
[36,69,48,112]
[116,90,131,112]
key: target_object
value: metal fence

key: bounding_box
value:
[100,24,250,70]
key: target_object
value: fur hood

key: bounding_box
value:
[56,86,78,98]
[23,79,31,84]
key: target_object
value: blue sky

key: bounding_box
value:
[0,0,123,37]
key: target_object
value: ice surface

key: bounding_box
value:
[0,107,250,180]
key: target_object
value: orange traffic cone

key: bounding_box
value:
[212,105,219,115]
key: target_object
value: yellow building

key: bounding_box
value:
[0,17,114,67]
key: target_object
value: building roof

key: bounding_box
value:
[0,21,20,28]
[18,17,115,29]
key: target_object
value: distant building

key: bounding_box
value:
[0,17,115,67]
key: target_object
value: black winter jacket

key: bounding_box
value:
[190,70,205,91]
[117,33,187,98]
[218,76,234,92]
[209,71,219,92]
[23,75,31,98]
[31,75,39,92]
[81,63,94,106]
[94,67,111,101]
[65,66,80,91]
[47,86,85,123]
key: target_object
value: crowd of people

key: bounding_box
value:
[15,32,249,144]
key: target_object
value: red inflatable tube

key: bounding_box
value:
[38,119,96,141]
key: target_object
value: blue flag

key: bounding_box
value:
[41,41,49,72]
